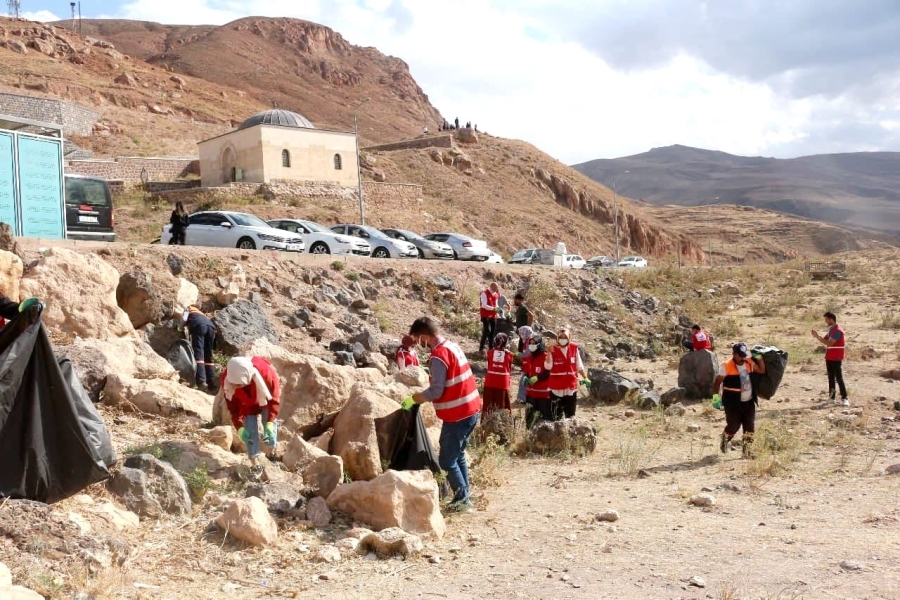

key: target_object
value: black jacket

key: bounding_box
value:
[170,211,189,231]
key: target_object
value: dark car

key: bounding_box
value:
[64,174,115,242]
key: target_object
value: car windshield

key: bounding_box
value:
[300,220,330,233]
[357,225,385,238]
[229,213,271,228]
[512,251,529,260]
[589,256,607,262]
[392,229,423,241]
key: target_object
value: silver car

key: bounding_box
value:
[423,232,491,261]
[381,228,454,260]
[330,224,418,259]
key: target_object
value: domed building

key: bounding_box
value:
[197,109,359,188]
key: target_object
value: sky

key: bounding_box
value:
[18,0,900,164]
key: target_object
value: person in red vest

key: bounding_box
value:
[478,282,501,354]
[395,335,420,371]
[684,324,712,351]
[521,333,552,425]
[544,327,590,420]
[713,343,766,457]
[402,317,482,510]
[812,311,848,405]
[483,333,513,414]
[221,356,281,479]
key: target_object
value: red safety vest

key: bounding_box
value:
[825,324,845,361]
[691,330,711,351]
[479,289,499,319]
[522,351,550,399]
[395,347,420,370]
[549,343,579,391]
[430,339,482,422]
[485,348,512,390]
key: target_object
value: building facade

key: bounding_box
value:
[197,109,359,189]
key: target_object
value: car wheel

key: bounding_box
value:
[372,247,390,259]
[237,237,256,250]
[417,248,426,259]
[310,242,330,255]
[452,250,459,260]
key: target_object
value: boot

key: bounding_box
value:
[742,434,754,459]
[720,432,731,454]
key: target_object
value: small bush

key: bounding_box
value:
[447,314,481,340]
[122,442,164,460]
[469,434,509,488]
[751,301,777,317]
[345,271,360,282]
[606,425,664,477]
[745,421,801,477]
[331,260,346,271]
[183,465,210,501]
[879,310,900,330]
[525,279,563,320]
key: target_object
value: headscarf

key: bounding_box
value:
[224,356,272,407]
[557,327,571,342]
[517,326,533,341]
[493,332,509,350]
[401,335,415,349]
[529,333,546,355]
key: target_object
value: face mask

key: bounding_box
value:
[558,338,569,347]
[528,344,538,353]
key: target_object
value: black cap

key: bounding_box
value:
[732,342,750,358]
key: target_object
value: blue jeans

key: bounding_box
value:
[439,412,480,504]
[243,410,277,459]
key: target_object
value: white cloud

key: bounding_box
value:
[109,0,900,162]
[21,10,61,22]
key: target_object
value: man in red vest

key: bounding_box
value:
[478,282,501,354]
[402,317,482,510]
[812,311,848,405]
[684,324,712,351]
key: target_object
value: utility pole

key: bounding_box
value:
[613,170,629,263]
[353,98,370,225]
[70,3,76,31]
[7,0,21,18]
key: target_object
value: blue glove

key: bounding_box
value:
[238,427,250,443]
[400,396,416,411]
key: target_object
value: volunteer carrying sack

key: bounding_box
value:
[750,345,789,400]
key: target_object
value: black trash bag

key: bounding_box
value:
[166,339,196,385]
[750,345,789,400]
[0,313,115,503]
[374,404,440,473]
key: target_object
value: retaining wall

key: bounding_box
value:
[0,92,99,136]
[362,135,453,153]
[66,156,199,182]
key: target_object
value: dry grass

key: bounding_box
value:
[606,424,665,477]
[745,421,803,477]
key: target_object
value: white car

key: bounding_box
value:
[618,255,649,268]
[485,251,504,264]
[161,210,304,251]
[563,254,586,269]
[267,219,371,256]
[330,224,418,259]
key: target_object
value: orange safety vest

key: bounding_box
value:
[479,289,499,319]
[485,348,512,389]
[522,351,550,399]
[721,358,756,404]
[429,339,482,422]
[825,324,845,361]
[549,343,580,391]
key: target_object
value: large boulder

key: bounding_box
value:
[106,454,192,519]
[327,469,445,538]
[116,270,165,329]
[530,418,597,455]
[302,455,344,499]
[332,386,400,481]
[157,441,243,478]
[61,336,176,401]
[588,369,640,404]
[357,528,424,558]
[0,585,43,600]
[245,482,302,513]
[677,350,720,400]
[104,375,213,421]
[243,338,383,432]
[215,300,278,354]
[282,433,328,471]
[0,222,24,259]
[19,247,134,338]
[0,249,23,302]
[215,497,277,546]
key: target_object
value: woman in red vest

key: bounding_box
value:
[221,356,281,478]
[483,333,513,414]
[521,333,552,425]
[544,327,589,420]
[395,335,420,371]
[812,311,848,405]
[402,317,482,510]
[478,282,501,354]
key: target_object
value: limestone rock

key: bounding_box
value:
[216,497,278,546]
[215,300,277,354]
[314,545,341,563]
[116,269,182,329]
[104,375,213,421]
[596,510,620,522]
[0,250,23,303]
[20,247,134,339]
[588,369,640,404]
[282,433,328,471]
[245,482,302,513]
[310,429,333,452]
[114,71,137,86]
[90,501,140,531]
[456,127,479,144]
[357,527,424,558]
[393,366,429,388]
[158,441,242,478]
[530,418,597,455]
[0,561,10,586]
[302,455,344,499]
[62,335,175,400]
[3,39,28,54]
[332,386,399,481]
[326,469,445,538]
[202,426,234,451]
[690,493,716,507]
[107,454,191,518]
[28,37,55,56]
[0,585,43,599]
[306,496,332,529]
[174,278,199,316]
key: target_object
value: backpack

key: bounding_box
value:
[750,345,789,400]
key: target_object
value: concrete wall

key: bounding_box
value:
[0,92,99,136]
[66,156,198,182]
[198,126,263,188]
[362,135,453,153]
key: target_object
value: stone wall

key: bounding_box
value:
[362,135,453,153]
[362,182,422,207]
[66,157,199,182]
[146,180,201,193]
[0,92,99,136]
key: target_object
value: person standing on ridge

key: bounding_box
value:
[402,317,482,511]
[478,282,501,355]
[544,327,590,419]
[713,343,766,458]
[169,201,189,245]
[812,311,848,405]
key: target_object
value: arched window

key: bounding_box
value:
[282,149,291,168]
[333,154,342,170]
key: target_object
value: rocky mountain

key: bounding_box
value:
[573,145,900,234]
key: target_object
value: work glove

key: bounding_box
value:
[18,297,44,313]
[752,353,762,360]
[238,427,250,443]
[579,378,592,388]
[263,422,276,446]
[400,396,416,411]
[711,394,722,410]
[527,376,538,385]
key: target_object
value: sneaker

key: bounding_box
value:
[841,398,850,406]
[250,464,264,480]
[719,434,730,454]
[445,501,473,515]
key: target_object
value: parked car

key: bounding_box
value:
[618,255,649,268]
[509,248,554,265]
[585,255,615,269]
[330,224,418,259]
[160,210,304,251]
[485,251,504,264]
[563,254,586,269]
[267,219,370,256]
[424,232,491,261]
[65,174,115,242]
[381,228,454,259]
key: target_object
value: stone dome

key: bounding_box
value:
[237,109,315,131]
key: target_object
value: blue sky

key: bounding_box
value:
[17,1,900,163]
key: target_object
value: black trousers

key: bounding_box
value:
[723,401,756,437]
[826,360,847,399]
[479,317,497,352]
[550,391,577,420]
[191,324,217,387]
[525,397,553,426]
[169,228,186,245]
